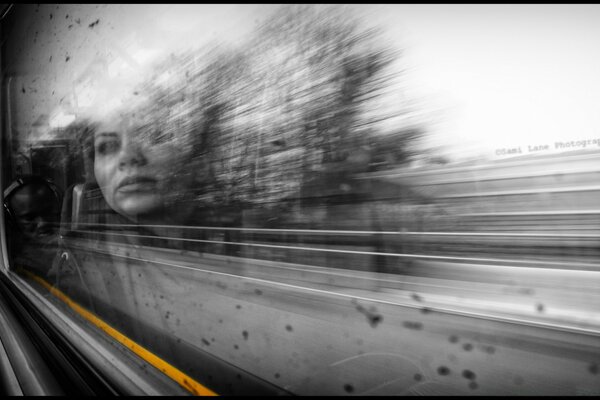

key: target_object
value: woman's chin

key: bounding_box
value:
[117,197,165,222]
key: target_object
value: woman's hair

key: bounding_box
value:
[61,120,99,184]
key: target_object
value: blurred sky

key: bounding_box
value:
[358,4,600,160]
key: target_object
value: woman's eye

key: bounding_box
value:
[95,140,119,155]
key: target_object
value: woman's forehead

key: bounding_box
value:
[95,112,150,135]
[91,96,199,146]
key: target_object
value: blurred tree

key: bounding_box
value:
[199,4,425,210]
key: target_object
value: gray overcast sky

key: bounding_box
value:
[358,4,600,159]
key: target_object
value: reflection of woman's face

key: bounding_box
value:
[93,114,196,223]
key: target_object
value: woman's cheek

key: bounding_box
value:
[95,158,117,193]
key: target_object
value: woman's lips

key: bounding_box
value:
[116,176,158,193]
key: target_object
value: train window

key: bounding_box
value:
[1,4,600,395]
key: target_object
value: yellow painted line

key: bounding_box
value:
[20,269,218,396]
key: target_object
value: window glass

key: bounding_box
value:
[2,4,600,395]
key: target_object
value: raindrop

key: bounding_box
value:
[354,302,384,328]
[462,343,473,351]
[413,373,423,381]
[202,338,210,346]
[285,325,293,332]
[462,370,476,380]
[437,366,450,376]
[536,303,545,313]
[468,381,478,390]
[589,363,599,374]
[343,384,354,393]
[411,293,423,302]
[403,321,423,330]
[254,288,263,295]
[483,345,496,354]
[242,330,248,340]
[368,314,383,328]
[448,335,459,343]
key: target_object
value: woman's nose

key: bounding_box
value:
[118,138,148,169]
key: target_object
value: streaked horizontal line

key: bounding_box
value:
[456,210,600,217]
[66,239,498,296]
[439,185,600,199]
[69,228,600,270]
[78,246,600,338]
[64,223,600,238]
[357,152,600,181]
[360,166,600,185]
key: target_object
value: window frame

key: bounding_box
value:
[0,5,192,395]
